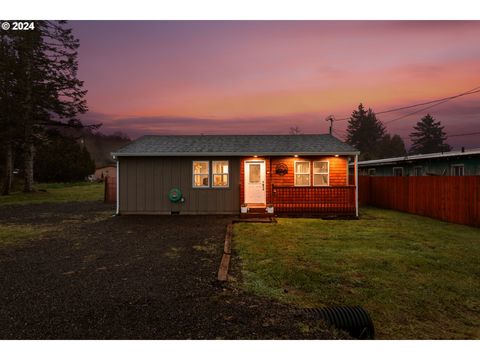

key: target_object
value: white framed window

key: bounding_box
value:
[368,168,376,176]
[414,166,423,176]
[313,161,329,186]
[451,164,464,176]
[192,161,210,188]
[294,161,310,186]
[393,167,404,176]
[212,160,229,187]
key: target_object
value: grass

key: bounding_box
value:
[0,224,53,247]
[0,182,104,206]
[233,207,480,339]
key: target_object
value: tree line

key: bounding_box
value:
[0,21,98,194]
[345,103,451,161]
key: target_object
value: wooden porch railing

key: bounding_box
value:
[272,185,356,215]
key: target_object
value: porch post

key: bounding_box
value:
[355,154,358,217]
[116,157,120,215]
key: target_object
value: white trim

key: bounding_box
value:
[112,151,360,157]
[355,155,358,218]
[244,160,266,204]
[393,167,404,176]
[212,160,229,188]
[346,159,349,184]
[312,160,329,186]
[192,160,210,188]
[413,166,423,176]
[115,159,119,215]
[451,164,465,176]
[294,160,311,186]
[355,147,480,167]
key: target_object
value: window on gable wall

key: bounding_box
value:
[294,161,310,186]
[313,161,329,186]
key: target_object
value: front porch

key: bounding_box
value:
[272,185,356,216]
[240,185,357,218]
[240,155,358,218]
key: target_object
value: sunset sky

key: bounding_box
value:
[72,21,480,149]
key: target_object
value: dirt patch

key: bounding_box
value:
[0,201,339,339]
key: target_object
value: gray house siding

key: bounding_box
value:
[119,157,240,214]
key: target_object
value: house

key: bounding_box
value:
[111,134,360,216]
[94,164,117,180]
[356,148,480,177]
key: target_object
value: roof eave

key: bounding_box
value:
[112,151,360,158]
[353,150,480,166]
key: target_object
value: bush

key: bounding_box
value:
[34,132,96,183]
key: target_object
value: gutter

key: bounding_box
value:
[111,151,360,157]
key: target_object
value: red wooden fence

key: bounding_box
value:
[104,176,116,203]
[358,176,480,227]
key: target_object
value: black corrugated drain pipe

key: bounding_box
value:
[303,306,375,339]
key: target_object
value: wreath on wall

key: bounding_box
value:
[275,163,288,176]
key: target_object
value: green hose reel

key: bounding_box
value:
[168,188,183,203]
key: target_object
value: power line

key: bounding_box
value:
[334,86,480,122]
[383,98,453,125]
[448,131,480,138]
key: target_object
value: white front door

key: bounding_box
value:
[244,160,266,204]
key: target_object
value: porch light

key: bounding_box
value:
[253,155,258,158]
[294,155,299,158]
[335,154,339,157]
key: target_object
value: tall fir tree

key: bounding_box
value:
[1,21,95,193]
[378,134,407,158]
[409,114,452,155]
[346,103,386,160]
[0,30,19,194]
[34,130,95,183]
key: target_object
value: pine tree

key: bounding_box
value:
[378,134,407,158]
[34,131,95,182]
[409,114,451,155]
[1,21,96,192]
[0,30,22,194]
[346,103,386,160]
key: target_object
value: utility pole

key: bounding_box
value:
[325,115,335,135]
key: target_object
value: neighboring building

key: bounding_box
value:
[111,134,359,216]
[355,148,480,177]
[94,165,117,180]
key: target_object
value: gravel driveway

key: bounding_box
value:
[0,201,337,339]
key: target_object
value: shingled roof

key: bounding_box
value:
[112,134,359,157]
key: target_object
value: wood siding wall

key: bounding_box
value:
[358,175,480,227]
[240,155,349,204]
[119,157,240,214]
[270,156,349,187]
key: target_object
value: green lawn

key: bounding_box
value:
[233,207,480,339]
[0,182,104,206]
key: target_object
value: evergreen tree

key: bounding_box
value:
[378,134,407,158]
[0,30,22,194]
[409,114,451,155]
[346,103,386,160]
[1,21,95,193]
[34,131,95,183]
